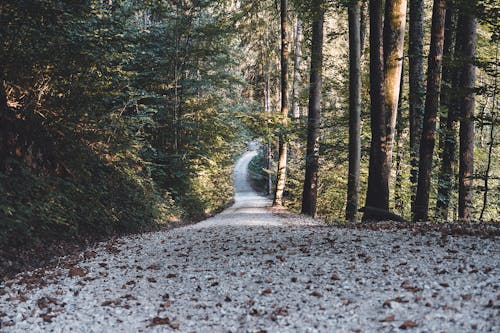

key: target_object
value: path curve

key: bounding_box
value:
[190,150,287,228]
[0,150,498,333]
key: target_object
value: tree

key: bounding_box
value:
[292,16,303,120]
[383,0,407,170]
[408,0,426,214]
[301,0,324,217]
[345,0,361,222]
[273,0,291,206]
[435,4,458,220]
[364,0,389,219]
[414,0,447,221]
[458,12,477,222]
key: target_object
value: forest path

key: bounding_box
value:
[0,150,498,332]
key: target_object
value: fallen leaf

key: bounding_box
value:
[68,267,87,277]
[380,315,396,322]
[261,288,272,296]
[149,316,170,326]
[399,320,417,329]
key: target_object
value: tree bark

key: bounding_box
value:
[414,0,446,221]
[360,0,368,57]
[292,16,303,120]
[408,0,425,216]
[458,13,477,222]
[346,0,361,222]
[394,61,405,214]
[301,0,324,217]
[480,43,497,221]
[383,0,407,172]
[435,5,458,220]
[364,0,389,220]
[273,0,290,206]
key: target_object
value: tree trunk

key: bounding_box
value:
[383,0,407,172]
[435,5,458,220]
[408,0,425,216]
[346,0,361,222]
[458,13,477,222]
[360,0,368,57]
[292,17,303,120]
[265,65,273,196]
[301,0,324,217]
[480,43,497,221]
[394,62,405,214]
[364,0,389,220]
[273,0,290,206]
[414,0,446,221]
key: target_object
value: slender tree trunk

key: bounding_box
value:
[408,0,425,216]
[360,0,368,57]
[414,0,446,221]
[394,62,405,214]
[458,13,477,222]
[346,0,362,222]
[264,65,273,196]
[383,0,407,172]
[273,0,290,206]
[364,0,389,219]
[480,43,497,220]
[301,0,324,217]
[435,5,458,220]
[292,17,303,120]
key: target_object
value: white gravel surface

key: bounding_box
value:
[0,151,499,332]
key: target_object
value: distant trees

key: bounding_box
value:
[0,0,250,247]
[231,0,494,223]
[1,0,496,248]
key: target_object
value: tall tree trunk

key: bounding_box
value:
[408,0,425,216]
[360,0,368,57]
[383,0,407,172]
[265,64,273,196]
[273,0,290,206]
[364,0,389,219]
[414,0,446,221]
[394,62,405,214]
[292,17,303,120]
[435,5,458,220]
[480,43,497,221]
[346,0,362,222]
[301,0,324,217]
[458,13,477,222]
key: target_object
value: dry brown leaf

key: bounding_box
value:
[149,316,170,326]
[380,315,396,322]
[399,320,418,329]
[68,267,87,277]
[261,288,272,296]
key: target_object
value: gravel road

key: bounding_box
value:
[0,150,498,332]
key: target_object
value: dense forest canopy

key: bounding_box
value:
[0,0,498,248]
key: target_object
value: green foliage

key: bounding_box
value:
[0,0,254,248]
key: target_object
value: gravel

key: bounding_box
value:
[0,151,498,332]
